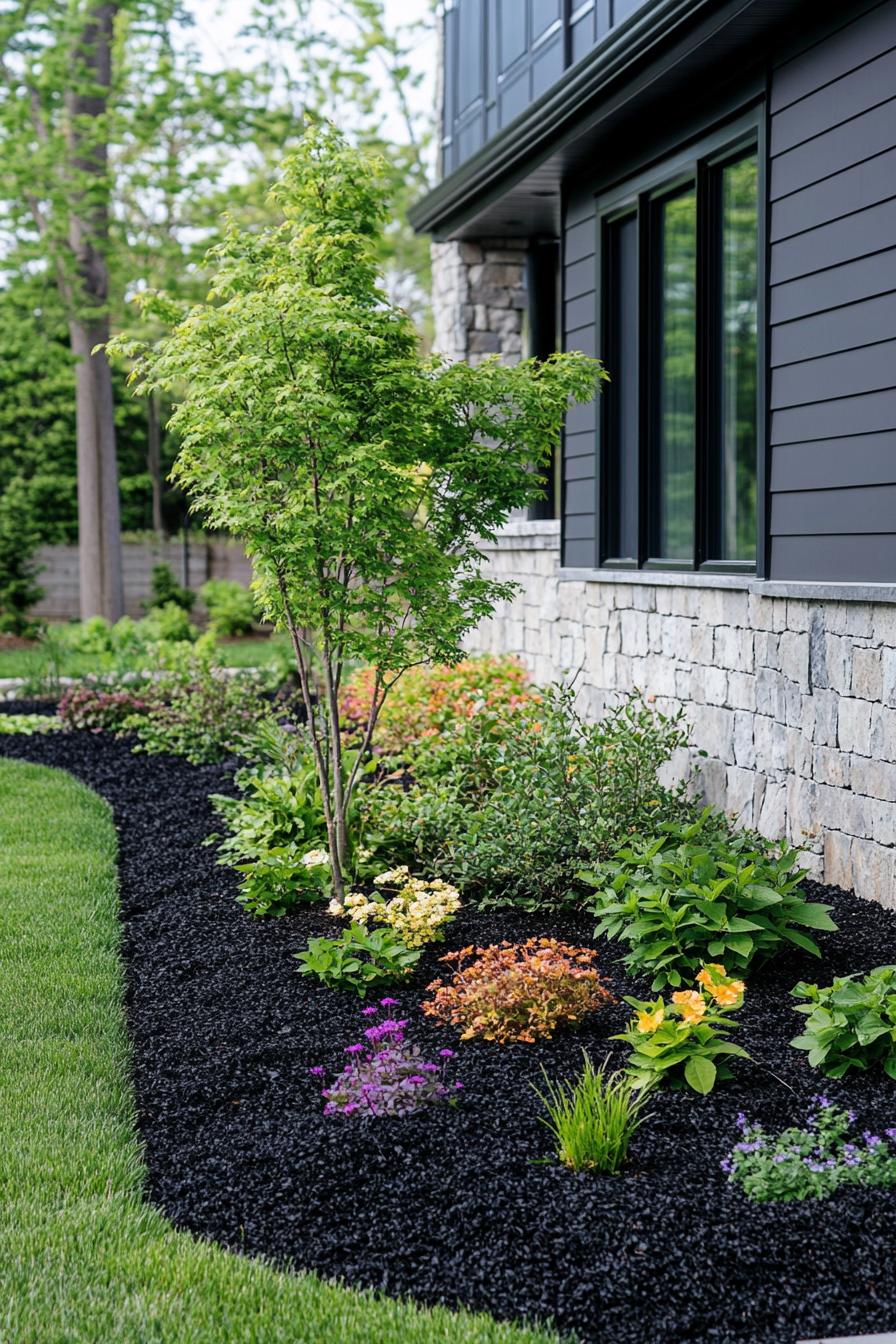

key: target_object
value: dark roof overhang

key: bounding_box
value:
[410,0,813,240]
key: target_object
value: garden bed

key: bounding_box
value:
[4,715,896,1344]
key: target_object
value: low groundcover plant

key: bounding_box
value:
[329,867,461,948]
[534,1053,652,1174]
[722,1097,896,1201]
[616,963,749,1094]
[296,924,421,996]
[423,938,615,1044]
[311,1001,462,1117]
[790,965,896,1079]
[583,810,836,991]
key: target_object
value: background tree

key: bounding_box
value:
[110,125,603,899]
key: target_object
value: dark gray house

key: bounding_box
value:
[412,0,896,907]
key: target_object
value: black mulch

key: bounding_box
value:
[3,715,896,1344]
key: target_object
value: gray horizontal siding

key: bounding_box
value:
[768,0,896,582]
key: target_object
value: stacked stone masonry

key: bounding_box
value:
[466,521,896,910]
[431,239,527,364]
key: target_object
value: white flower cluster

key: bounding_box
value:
[328,865,461,948]
[301,849,330,868]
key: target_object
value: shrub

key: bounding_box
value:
[615,963,749,1094]
[123,666,267,764]
[330,867,461,949]
[533,1053,652,1174]
[340,656,533,760]
[0,477,44,636]
[582,810,837,991]
[58,686,151,733]
[296,924,421,996]
[149,562,195,612]
[0,713,61,735]
[723,1098,896,1202]
[371,687,693,911]
[310,1002,462,1117]
[790,965,896,1078]
[423,939,615,1044]
[200,579,256,637]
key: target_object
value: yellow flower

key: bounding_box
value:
[710,979,746,1007]
[636,1006,665,1034]
[672,990,706,1025]
[695,963,727,987]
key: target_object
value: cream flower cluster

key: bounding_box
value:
[328,865,461,949]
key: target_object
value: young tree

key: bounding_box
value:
[109,124,605,899]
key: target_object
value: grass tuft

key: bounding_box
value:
[534,1053,652,1174]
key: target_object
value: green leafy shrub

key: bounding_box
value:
[123,666,267,764]
[140,601,197,644]
[149,562,195,612]
[371,687,692,911]
[57,686,151,732]
[615,963,749,1093]
[295,925,421,996]
[582,811,836,990]
[790,965,896,1078]
[200,579,256,637]
[723,1098,896,1202]
[533,1053,652,1174]
[0,712,61,735]
[340,656,534,761]
[0,477,44,635]
[423,939,615,1044]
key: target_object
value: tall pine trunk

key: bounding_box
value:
[65,0,124,621]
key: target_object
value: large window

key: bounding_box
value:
[597,129,760,571]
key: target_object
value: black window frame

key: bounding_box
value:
[594,108,766,576]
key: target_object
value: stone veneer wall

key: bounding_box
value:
[467,520,896,909]
[431,239,527,364]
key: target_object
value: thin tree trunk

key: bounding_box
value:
[65,0,124,621]
[147,393,164,537]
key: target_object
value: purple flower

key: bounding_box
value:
[773,1154,788,1164]
[343,1103,358,1114]
[379,997,399,1007]
[361,1006,378,1016]
[720,1159,733,1175]
[736,1112,748,1131]
[454,1080,464,1090]
[885,1128,896,1141]
[345,1043,364,1054]
[308,1066,325,1077]
[439,1048,456,1059]
[864,1132,882,1148]
[421,1063,439,1072]
[848,1110,857,1124]
[407,1075,426,1085]
[813,1094,831,1109]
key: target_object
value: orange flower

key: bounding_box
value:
[709,979,746,1007]
[695,963,727,987]
[672,989,707,1025]
[636,1006,665,1034]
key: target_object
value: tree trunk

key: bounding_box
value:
[147,393,164,537]
[65,0,124,621]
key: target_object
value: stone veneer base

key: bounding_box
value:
[465,520,896,909]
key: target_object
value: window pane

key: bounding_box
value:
[604,213,639,560]
[714,153,758,562]
[655,187,696,560]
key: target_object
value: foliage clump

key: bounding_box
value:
[296,924,421,997]
[58,686,152,733]
[615,963,749,1094]
[371,686,691,910]
[423,939,614,1044]
[109,122,603,901]
[200,579,256,637]
[0,478,44,635]
[790,965,896,1079]
[122,665,267,765]
[582,810,836,990]
[534,1054,652,1174]
[310,1002,462,1118]
[723,1098,896,1202]
[340,656,533,761]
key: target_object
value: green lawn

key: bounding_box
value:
[0,632,291,682]
[0,758,560,1344]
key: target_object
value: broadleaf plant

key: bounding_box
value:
[790,965,896,1078]
[580,810,837,991]
[108,122,603,902]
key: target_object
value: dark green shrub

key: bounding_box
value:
[581,811,837,990]
[200,579,255,637]
[790,965,896,1078]
[0,478,44,636]
[370,686,693,911]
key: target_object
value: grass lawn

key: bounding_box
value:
[0,632,291,682]
[0,757,560,1344]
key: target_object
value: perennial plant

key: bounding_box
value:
[329,867,461,948]
[790,965,896,1078]
[296,924,421,996]
[534,1053,652,1174]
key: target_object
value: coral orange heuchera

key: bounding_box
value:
[339,657,534,760]
[422,938,615,1044]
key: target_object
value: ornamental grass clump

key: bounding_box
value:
[311,1002,462,1117]
[582,809,837,991]
[616,963,749,1093]
[423,939,615,1044]
[329,866,461,948]
[534,1053,652,1174]
[723,1097,896,1202]
[790,965,896,1078]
